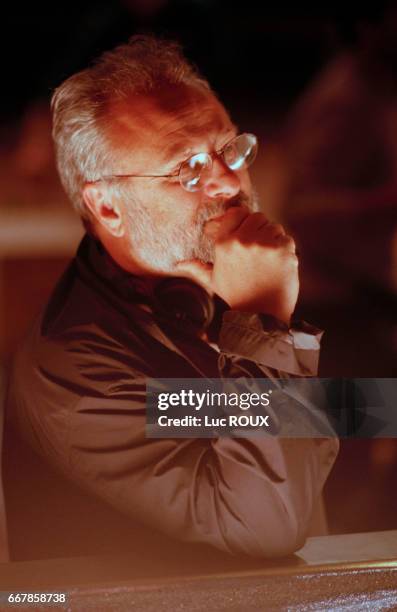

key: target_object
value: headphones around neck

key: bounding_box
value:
[152,277,215,335]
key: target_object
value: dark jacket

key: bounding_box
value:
[7,235,338,558]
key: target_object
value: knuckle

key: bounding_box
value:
[273,223,284,232]
[280,234,295,248]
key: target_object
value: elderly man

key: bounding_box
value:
[8,35,338,558]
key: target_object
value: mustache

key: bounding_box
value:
[195,191,252,226]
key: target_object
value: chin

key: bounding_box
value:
[194,236,215,265]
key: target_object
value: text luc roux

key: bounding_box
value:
[157,414,271,427]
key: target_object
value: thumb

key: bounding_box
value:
[175,259,213,293]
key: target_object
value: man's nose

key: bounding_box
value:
[202,157,241,200]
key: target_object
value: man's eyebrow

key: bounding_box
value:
[161,139,193,164]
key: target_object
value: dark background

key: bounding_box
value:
[1,2,392,125]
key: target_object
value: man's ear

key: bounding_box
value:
[83,184,124,237]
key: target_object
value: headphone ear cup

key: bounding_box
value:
[153,277,214,334]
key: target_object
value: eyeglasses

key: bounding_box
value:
[97,133,258,192]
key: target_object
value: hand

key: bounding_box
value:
[176,206,299,324]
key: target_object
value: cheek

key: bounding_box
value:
[127,180,204,230]
[153,186,199,226]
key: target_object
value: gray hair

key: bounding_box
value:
[51,35,211,219]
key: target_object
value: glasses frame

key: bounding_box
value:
[94,132,258,191]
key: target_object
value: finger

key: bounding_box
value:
[261,222,286,238]
[236,212,270,241]
[175,259,213,292]
[205,205,250,241]
[261,233,296,255]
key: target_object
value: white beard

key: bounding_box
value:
[125,190,260,273]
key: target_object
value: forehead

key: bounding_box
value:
[106,85,235,166]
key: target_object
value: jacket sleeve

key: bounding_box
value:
[66,396,337,558]
[218,311,323,377]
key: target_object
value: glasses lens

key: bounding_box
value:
[223,133,258,171]
[179,153,212,192]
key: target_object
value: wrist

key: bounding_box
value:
[258,313,290,331]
